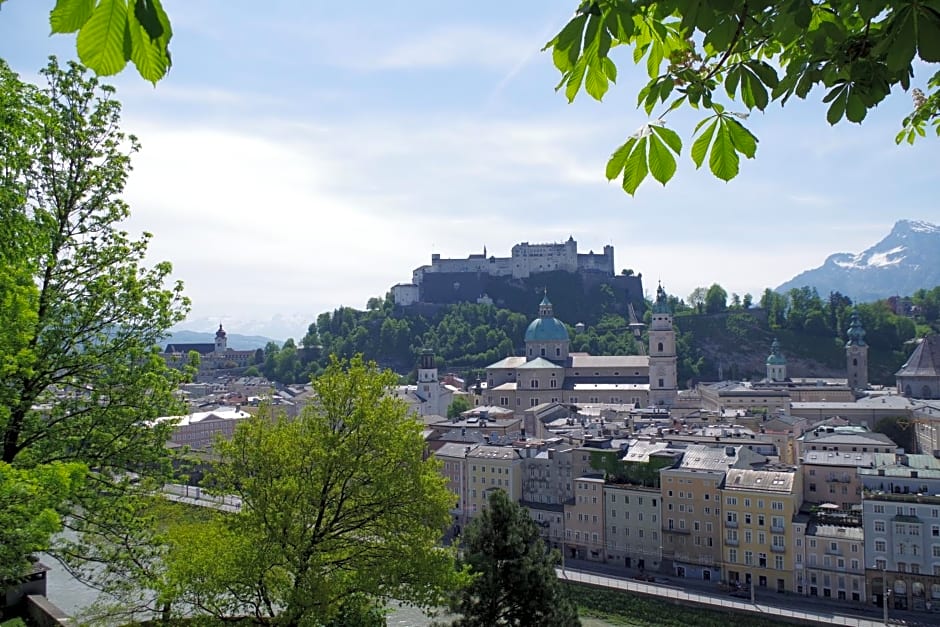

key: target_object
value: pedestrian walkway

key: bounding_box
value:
[558,567,910,627]
[162,483,242,513]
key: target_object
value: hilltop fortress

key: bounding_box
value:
[392,237,641,311]
[418,236,614,282]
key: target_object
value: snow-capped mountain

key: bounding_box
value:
[776,220,940,301]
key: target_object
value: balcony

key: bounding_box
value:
[825,546,842,556]
[725,520,738,529]
[663,526,691,535]
[725,538,739,547]
[771,524,785,533]
[771,545,786,553]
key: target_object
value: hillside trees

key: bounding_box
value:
[546,0,939,194]
[161,357,465,625]
[0,57,188,580]
[911,286,940,326]
[451,489,580,627]
[569,313,642,355]
[705,283,728,314]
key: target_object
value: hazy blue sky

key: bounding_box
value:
[2,1,937,339]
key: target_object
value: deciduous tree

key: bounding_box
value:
[45,0,173,84]
[0,57,187,587]
[705,283,728,314]
[448,395,472,419]
[162,356,465,625]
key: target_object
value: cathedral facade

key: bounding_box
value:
[482,287,678,413]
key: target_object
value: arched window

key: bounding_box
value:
[923,385,932,399]
[658,342,664,353]
[852,358,858,366]
[904,385,913,397]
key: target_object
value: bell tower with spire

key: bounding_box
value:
[214,323,227,353]
[845,308,869,390]
[648,283,677,408]
[766,338,787,382]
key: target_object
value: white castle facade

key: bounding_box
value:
[393,237,616,306]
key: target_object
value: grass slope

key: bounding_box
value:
[568,582,797,627]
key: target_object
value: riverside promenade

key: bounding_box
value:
[558,564,932,627]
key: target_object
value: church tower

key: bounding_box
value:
[845,308,869,390]
[648,283,677,408]
[766,338,787,382]
[214,324,227,353]
[417,349,441,414]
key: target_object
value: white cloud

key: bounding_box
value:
[371,25,537,70]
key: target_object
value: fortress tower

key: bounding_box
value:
[648,283,678,408]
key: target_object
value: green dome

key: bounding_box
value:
[525,293,570,342]
[525,317,570,342]
[766,338,786,365]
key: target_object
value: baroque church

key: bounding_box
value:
[163,324,256,371]
[481,286,678,412]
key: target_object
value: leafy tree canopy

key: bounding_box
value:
[705,283,729,314]
[40,0,173,84]
[161,356,466,625]
[448,395,473,419]
[0,57,188,582]
[545,0,940,194]
[0,461,84,580]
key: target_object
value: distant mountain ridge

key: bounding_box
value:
[163,330,275,351]
[776,219,940,301]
